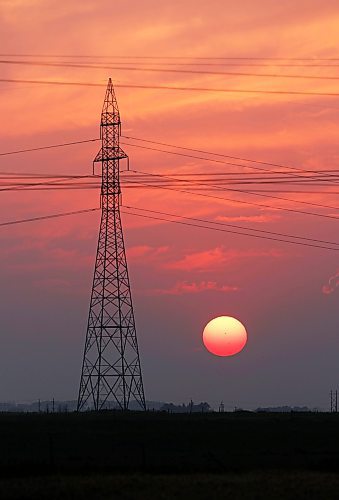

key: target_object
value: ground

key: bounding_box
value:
[1,411,339,498]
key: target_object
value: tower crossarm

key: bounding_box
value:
[93,146,128,163]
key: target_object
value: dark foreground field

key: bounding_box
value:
[1,411,339,498]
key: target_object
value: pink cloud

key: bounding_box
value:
[127,245,169,261]
[215,214,280,224]
[148,280,239,296]
[322,270,339,295]
[166,246,282,272]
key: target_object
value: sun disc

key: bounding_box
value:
[203,316,247,357]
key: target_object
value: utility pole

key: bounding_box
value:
[77,78,146,411]
[330,390,338,412]
[330,390,333,412]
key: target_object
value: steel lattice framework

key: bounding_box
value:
[77,78,146,411]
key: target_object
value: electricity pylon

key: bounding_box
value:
[77,78,146,411]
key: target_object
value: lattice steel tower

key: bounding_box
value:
[77,78,146,411]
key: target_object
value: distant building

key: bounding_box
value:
[160,401,211,413]
[256,406,311,413]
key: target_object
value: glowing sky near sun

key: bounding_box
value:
[0,0,339,409]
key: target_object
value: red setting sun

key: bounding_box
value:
[203,316,247,357]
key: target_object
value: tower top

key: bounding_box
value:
[93,77,127,165]
[101,77,120,126]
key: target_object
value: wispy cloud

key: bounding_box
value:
[148,280,239,296]
[215,214,280,224]
[322,269,339,295]
[127,245,169,261]
[166,246,282,272]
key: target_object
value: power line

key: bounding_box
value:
[2,170,338,181]
[0,138,99,156]
[1,158,338,216]
[122,205,339,246]
[4,178,338,245]
[24,60,339,69]
[4,55,339,67]
[174,171,339,181]
[0,207,99,228]
[249,189,339,194]
[0,174,95,193]
[2,134,335,187]
[3,59,339,81]
[1,203,338,251]
[0,183,100,192]
[2,78,339,98]
[0,136,322,185]
[129,169,339,212]
[2,134,339,192]
[122,136,339,183]
[3,182,339,195]
[125,175,339,221]
[32,61,339,69]
[0,179,338,190]
[1,134,339,216]
[2,132,339,205]
[122,141,311,180]
[3,54,339,61]
[121,206,339,251]
[0,172,99,179]
[1,170,338,187]
[3,169,339,214]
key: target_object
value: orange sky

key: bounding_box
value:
[1,0,339,409]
